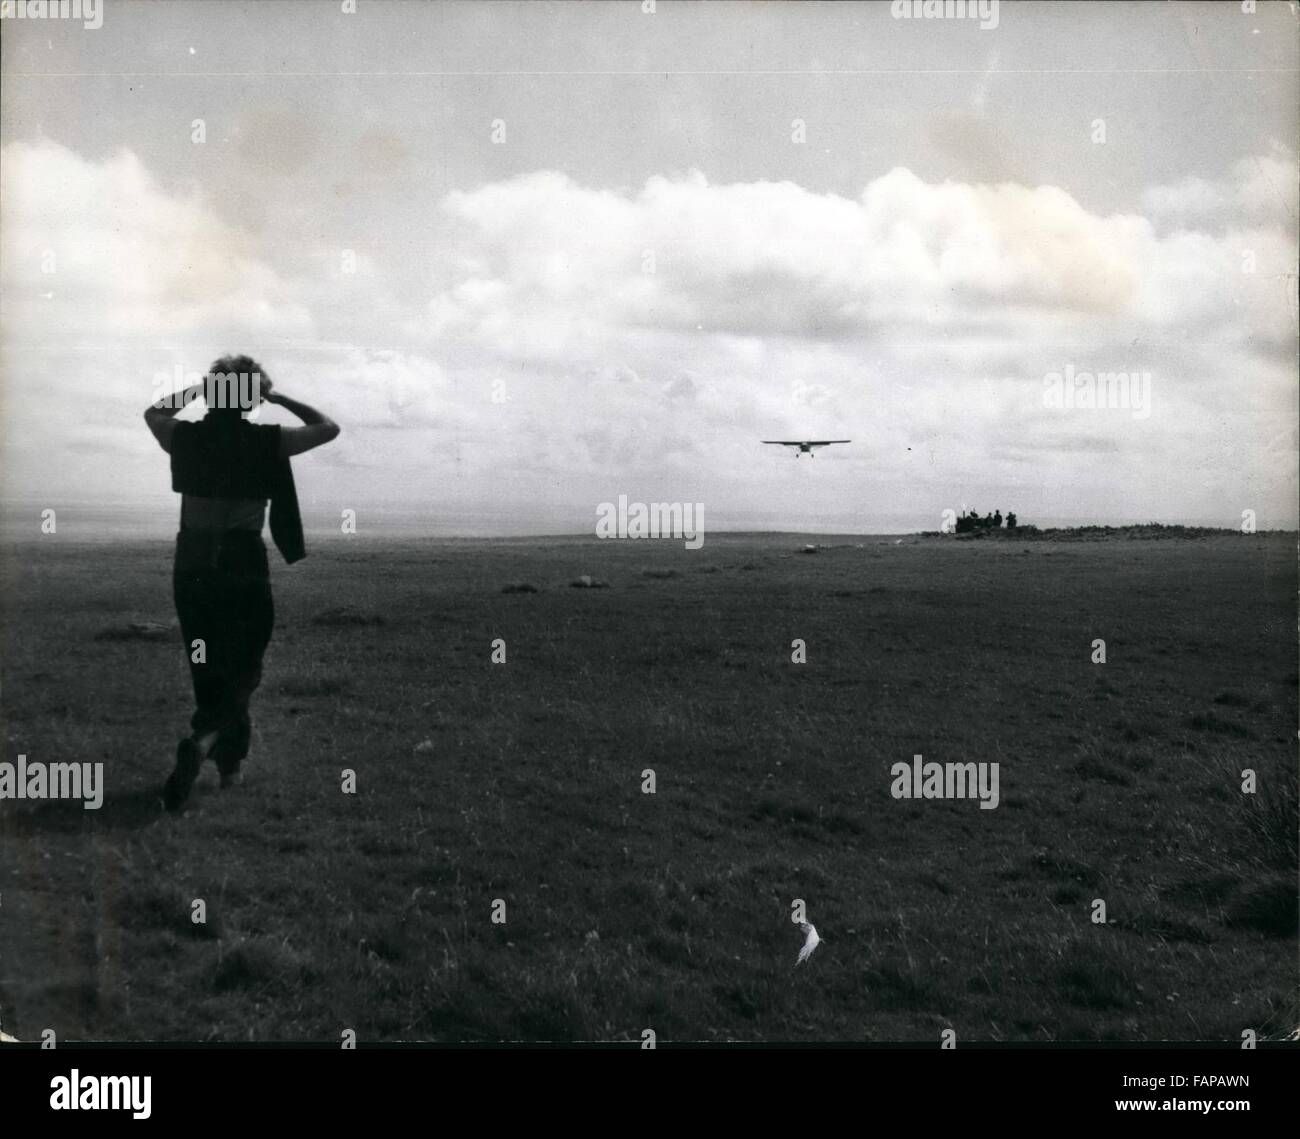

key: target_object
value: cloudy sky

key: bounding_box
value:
[1,0,1296,536]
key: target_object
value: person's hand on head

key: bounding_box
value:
[259,374,278,404]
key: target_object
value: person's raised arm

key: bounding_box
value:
[144,382,205,453]
[266,387,341,457]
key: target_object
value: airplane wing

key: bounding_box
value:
[761,441,802,446]
[806,440,851,446]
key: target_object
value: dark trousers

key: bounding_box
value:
[173,531,274,773]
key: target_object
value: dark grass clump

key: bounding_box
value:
[94,621,176,642]
[1242,758,1299,875]
[1055,941,1135,1010]
[312,607,385,627]
[1224,876,1297,939]
[120,884,221,940]
[211,938,315,994]
[280,675,348,697]
[1187,711,1256,739]
[1113,908,1214,944]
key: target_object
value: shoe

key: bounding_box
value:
[219,768,243,789]
[162,737,203,812]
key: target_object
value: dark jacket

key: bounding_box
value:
[170,416,305,564]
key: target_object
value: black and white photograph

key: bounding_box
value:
[0,0,1296,1109]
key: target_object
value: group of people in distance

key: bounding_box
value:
[955,509,1017,534]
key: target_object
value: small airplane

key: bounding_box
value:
[762,439,851,457]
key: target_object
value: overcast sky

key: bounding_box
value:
[1,0,1296,536]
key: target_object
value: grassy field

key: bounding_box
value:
[1,530,1295,1043]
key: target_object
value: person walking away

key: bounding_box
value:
[143,355,340,810]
